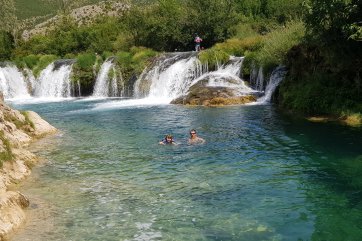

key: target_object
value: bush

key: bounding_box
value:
[245,20,305,71]
[22,54,40,69]
[0,130,13,167]
[76,53,96,70]
[72,53,98,96]
[198,48,230,70]
[32,54,58,77]
[0,31,14,61]
[213,37,264,56]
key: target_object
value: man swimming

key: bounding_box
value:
[188,129,205,144]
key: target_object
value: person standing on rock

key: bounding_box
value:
[194,34,203,52]
[188,129,205,144]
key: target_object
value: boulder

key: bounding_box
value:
[171,80,256,106]
[25,111,57,137]
[0,191,29,241]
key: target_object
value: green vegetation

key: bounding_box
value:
[0,0,361,121]
[15,54,58,77]
[14,0,104,20]
[72,53,97,96]
[0,31,14,60]
[244,20,305,73]
[277,0,362,121]
[0,130,13,167]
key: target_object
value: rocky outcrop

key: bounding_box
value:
[171,80,257,106]
[0,95,57,240]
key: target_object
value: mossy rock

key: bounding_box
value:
[171,81,256,106]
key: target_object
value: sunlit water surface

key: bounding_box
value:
[8,98,362,241]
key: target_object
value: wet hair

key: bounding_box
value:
[190,129,196,134]
[165,134,173,139]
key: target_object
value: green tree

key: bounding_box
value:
[0,0,17,59]
[185,0,238,48]
[304,0,361,46]
[0,31,14,60]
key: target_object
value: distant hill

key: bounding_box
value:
[15,0,104,20]
[16,0,129,40]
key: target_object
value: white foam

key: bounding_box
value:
[7,97,75,105]
[93,97,171,110]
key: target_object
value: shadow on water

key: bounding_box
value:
[281,113,362,240]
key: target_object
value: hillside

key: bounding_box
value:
[20,0,129,40]
[15,0,104,20]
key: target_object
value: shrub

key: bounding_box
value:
[76,53,96,70]
[32,54,58,77]
[0,130,13,167]
[198,49,230,70]
[245,20,305,71]
[213,37,264,56]
[22,54,40,69]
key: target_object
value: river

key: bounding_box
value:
[9,98,362,241]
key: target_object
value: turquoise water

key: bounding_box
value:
[10,99,362,241]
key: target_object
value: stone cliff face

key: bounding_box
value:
[0,94,57,241]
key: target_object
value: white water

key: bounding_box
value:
[191,56,255,94]
[33,62,74,98]
[250,66,264,91]
[93,60,119,97]
[0,65,31,99]
[134,53,256,103]
[257,66,287,103]
[24,68,36,94]
[134,53,205,101]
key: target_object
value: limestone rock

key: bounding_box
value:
[171,81,256,106]
[0,101,57,240]
[0,191,29,241]
[25,111,57,137]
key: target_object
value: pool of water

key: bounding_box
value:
[9,98,362,241]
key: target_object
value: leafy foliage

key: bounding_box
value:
[0,31,15,61]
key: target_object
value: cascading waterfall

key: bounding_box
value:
[33,60,74,98]
[92,59,119,97]
[134,53,257,101]
[0,64,30,99]
[23,68,36,94]
[134,52,206,100]
[257,66,287,103]
[250,66,264,91]
[194,56,254,94]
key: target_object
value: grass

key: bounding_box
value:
[244,20,305,72]
[0,130,13,168]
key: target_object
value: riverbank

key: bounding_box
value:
[0,95,56,241]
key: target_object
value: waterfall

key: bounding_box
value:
[196,56,254,94]
[24,68,36,94]
[0,64,30,99]
[134,53,257,101]
[134,52,206,99]
[33,60,74,98]
[257,66,287,103]
[250,66,264,91]
[92,59,119,97]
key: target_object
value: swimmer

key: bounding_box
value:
[159,134,177,145]
[188,129,205,144]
